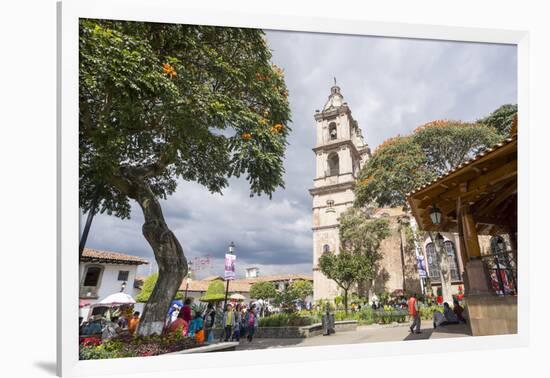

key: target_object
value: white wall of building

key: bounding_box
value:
[79,262,141,303]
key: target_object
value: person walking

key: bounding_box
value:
[128,311,140,335]
[203,303,216,343]
[233,304,242,341]
[246,305,259,342]
[222,304,235,342]
[188,310,205,343]
[181,298,193,324]
[240,305,248,339]
[408,293,421,334]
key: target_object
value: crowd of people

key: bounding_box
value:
[221,303,259,342]
[165,298,260,343]
[79,309,140,340]
[79,297,262,345]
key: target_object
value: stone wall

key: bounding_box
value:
[211,321,358,339]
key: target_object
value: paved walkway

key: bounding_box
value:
[235,323,471,351]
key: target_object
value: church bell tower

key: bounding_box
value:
[310,81,371,300]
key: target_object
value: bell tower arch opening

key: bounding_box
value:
[327,152,339,176]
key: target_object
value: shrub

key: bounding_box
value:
[419,305,444,320]
[259,314,314,327]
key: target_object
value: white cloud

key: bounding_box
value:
[85,28,517,278]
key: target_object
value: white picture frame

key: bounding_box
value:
[58,0,529,376]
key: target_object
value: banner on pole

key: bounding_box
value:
[416,255,427,278]
[224,253,236,280]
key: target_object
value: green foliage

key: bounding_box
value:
[288,280,313,303]
[136,273,158,302]
[319,209,391,313]
[258,314,314,327]
[299,307,408,325]
[79,19,292,217]
[355,136,435,208]
[272,280,313,313]
[412,120,501,175]
[355,118,503,208]
[200,280,226,302]
[136,273,183,302]
[377,291,391,305]
[249,281,277,300]
[478,104,517,137]
[419,305,445,320]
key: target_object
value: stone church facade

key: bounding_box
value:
[309,84,466,301]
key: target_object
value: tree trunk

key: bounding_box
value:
[428,231,453,304]
[398,225,407,292]
[343,288,349,314]
[124,176,188,336]
[366,278,375,303]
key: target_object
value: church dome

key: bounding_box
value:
[323,80,344,111]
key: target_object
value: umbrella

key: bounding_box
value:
[99,292,136,305]
[79,299,91,308]
[230,293,245,301]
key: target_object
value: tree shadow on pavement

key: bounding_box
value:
[403,322,471,341]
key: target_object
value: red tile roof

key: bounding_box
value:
[81,248,149,265]
[177,274,312,293]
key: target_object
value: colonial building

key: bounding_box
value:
[80,248,148,303]
[309,83,371,300]
[178,273,313,303]
[309,84,464,301]
[408,133,517,335]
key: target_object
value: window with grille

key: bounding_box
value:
[443,241,461,281]
[425,241,460,282]
[118,270,130,281]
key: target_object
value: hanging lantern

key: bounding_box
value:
[429,204,442,225]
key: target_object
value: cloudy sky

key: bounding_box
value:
[84,29,517,279]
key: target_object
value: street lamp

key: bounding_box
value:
[223,242,236,311]
[183,276,191,301]
[120,281,127,292]
[429,203,442,225]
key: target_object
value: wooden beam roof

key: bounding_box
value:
[407,135,517,233]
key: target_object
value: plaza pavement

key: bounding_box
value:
[234,323,471,351]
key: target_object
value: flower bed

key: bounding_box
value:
[79,332,199,360]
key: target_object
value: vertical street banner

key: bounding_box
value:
[416,255,427,278]
[224,253,236,280]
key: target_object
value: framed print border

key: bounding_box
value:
[58,0,530,376]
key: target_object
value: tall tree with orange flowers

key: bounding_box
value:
[79,19,291,335]
[354,119,501,304]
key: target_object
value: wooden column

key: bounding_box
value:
[459,203,492,296]
[456,198,469,271]
[460,204,481,259]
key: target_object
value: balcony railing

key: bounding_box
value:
[481,252,517,296]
